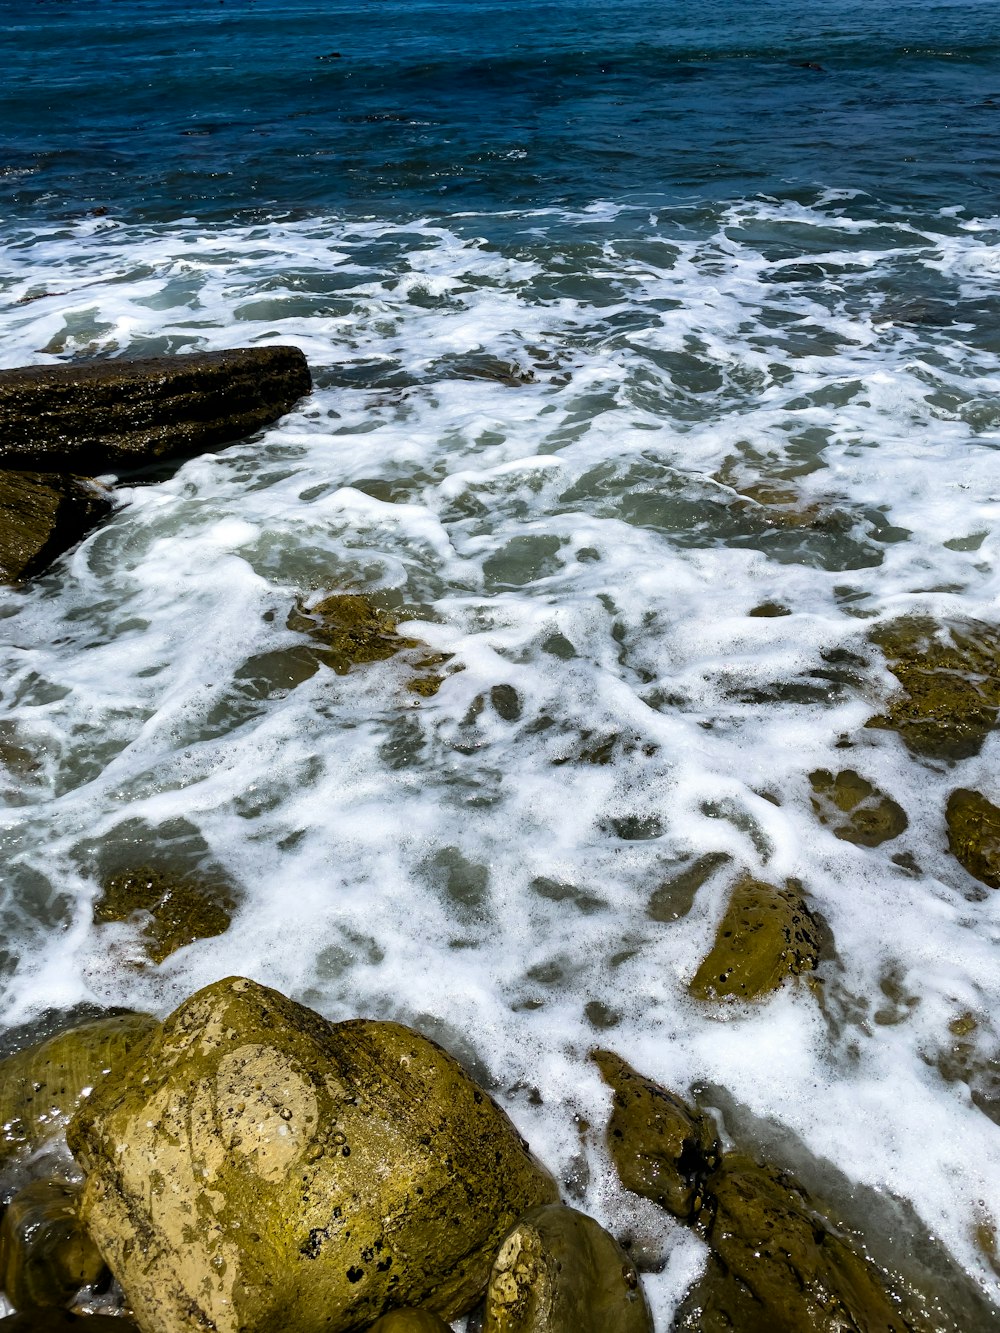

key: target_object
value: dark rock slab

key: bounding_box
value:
[0,470,114,582]
[0,346,311,473]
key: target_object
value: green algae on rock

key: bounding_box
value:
[592,1050,719,1223]
[67,977,557,1333]
[945,789,1000,890]
[688,877,822,1002]
[0,1181,106,1310]
[482,1202,652,1333]
[287,593,454,696]
[868,616,1000,760]
[0,1014,157,1165]
[808,769,908,847]
[93,865,237,963]
[0,470,113,582]
[366,1311,453,1332]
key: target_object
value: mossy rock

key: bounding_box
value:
[592,1050,719,1223]
[945,789,1000,889]
[0,471,113,582]
[92,865,237,963]
[0,1181,105,1310]
[688,877,821,1002]
[482,1203,652,1333]
[67,977,557,1333]
[808,769,908,847]
[0,1013,157,1165]
[366,1312,452,1332]
[868,616,1000,760]
[288,593,452,696]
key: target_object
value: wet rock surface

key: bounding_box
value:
[0,1315,139,1333]
[0,471,113,582]
[0,348,311,474]
[0,1181,105,1311]
[869,616,1000,760]
[366,1311,453,1332]
[92,865,237,963]
[945,788,1000,889]
[688,876,822,1002]
[67,977,557,1333]
[808,768,908,846]
[482,1202,652,1333]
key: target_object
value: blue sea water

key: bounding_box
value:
[3,0,1000,1327]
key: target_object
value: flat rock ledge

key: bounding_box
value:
[0,346,311,474]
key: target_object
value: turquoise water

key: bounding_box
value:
[3,1,1000,1326]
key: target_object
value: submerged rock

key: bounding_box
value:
[0,470,113,582]
[0,1180,105,1310]
[945,788,1000,889]
[592,1051,719,1223]
[67,977,557,1333]
[688,877,822,1002]
[367,1312,452,1332]
[482,1202,652,1333]
[0,1316,138,1333]
[808,768,908,846]
[0,1014,157,1166]
[868,616,1000,760]
[0,348,311,474]
[92,865,237,963]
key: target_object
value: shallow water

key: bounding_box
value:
[3,0,1000,1326]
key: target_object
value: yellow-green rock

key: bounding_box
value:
[0,1181,105,1310]
[592,1050,719,1223]
[868,617,1000,760]
[93,865,237,963]
[945,789,1000,889]
[808,769,908,847]
[366,1312,452,1332]
[688,877,821,1002]
[482,1203,651,1333]
[0,1014,157,1165]
[67,977,558,1333]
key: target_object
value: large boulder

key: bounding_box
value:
[0,347,311,473]
[0,470,113,582]
[66,978,557,1333]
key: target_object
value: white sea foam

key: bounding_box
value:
[2,197,1000,1325]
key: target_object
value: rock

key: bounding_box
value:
[0,1014,157,1166]
[481,1203,652,1333]
[868,616,1000,760]
[0,1181,105,1310]
[0,471,113,582]
[0,1315,139,1333]
[592,1051,719,1223]
[808,769,908,846]
[688,877,822,1002]
[0,347,311,474]
[67,977,558,1333]
[92,865,237,963]
[288,593,453,695]
[366,1313,452,1332]
[945,789,1000,889]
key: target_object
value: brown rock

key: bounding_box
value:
[0,471,113,582]
[945,788,1000,889]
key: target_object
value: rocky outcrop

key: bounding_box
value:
[688,877,822,1002]
[808,769,907,846]
[0,347,311,474]
[93,865,237,963]
[0,470,113,582]
[482,1203,652,1332]
[67,977,557,1333]
[945,788,1000,889]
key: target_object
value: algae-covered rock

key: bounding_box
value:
[67,977,557,1333]
[808,769,908,847]
[0,1181,105,1310]
[688,877,821,1002]
[945,789,1000,889]
[92,865,237,963]
[0,1014,157,1165]
[482,1203,652,1333]
[592,1050,719,1223]
[673,1152,914,1333]
[366,1312,452,1332]
[0,471,113,582]
[288,593,452,695]
[869,616,1000,760]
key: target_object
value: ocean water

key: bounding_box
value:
[3,0,1000,1325]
